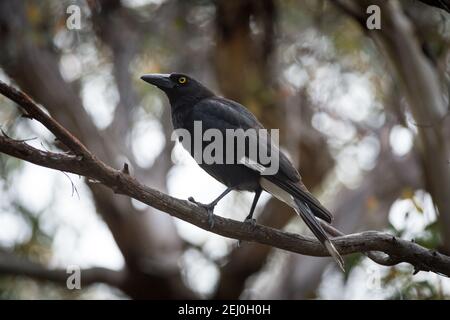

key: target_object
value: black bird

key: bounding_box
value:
[141,73,344,270]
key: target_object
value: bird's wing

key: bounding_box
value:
[192,97,300,180]
[192,97,264,130]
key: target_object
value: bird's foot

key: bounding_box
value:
[188,196,216,229]
[244,217,257,228]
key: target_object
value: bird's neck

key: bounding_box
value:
[168,91,212,115]
[171,104,191,130]
[169,95,198,111]
[168,90,212,109]
[170,95,211,129]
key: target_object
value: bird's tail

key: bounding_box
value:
[294,198,345,272]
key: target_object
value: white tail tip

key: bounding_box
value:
[325,240,345,272]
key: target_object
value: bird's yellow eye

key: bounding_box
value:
[178,76,187,84]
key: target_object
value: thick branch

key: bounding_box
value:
[1,80,450,277]
[0,135,89,175]
[0,251,125,288]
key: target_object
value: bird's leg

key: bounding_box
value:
[188,187,233,229]
[243,188,262,227]
[238,188,262,247]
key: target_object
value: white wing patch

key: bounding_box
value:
[259,177,296,208]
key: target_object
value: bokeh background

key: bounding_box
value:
[0,0,449,299]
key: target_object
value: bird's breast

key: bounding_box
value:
[199,163,260,191]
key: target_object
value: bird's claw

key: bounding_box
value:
[244,218,256,228]
[188,196,215,229]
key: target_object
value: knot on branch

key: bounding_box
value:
[121,162,130,175]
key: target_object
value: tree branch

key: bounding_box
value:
[0,83,91,158]
[1,80,450,277]
[0,251,126,288]
[331,0,450,253]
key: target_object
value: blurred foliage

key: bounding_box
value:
[0,0,449,299]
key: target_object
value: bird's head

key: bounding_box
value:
[140,73,214,108]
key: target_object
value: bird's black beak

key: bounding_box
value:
[140,74,174,89]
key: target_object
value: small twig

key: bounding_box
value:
[61,171,80,200]
[1,128,37,143]
[39,139,80,199]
